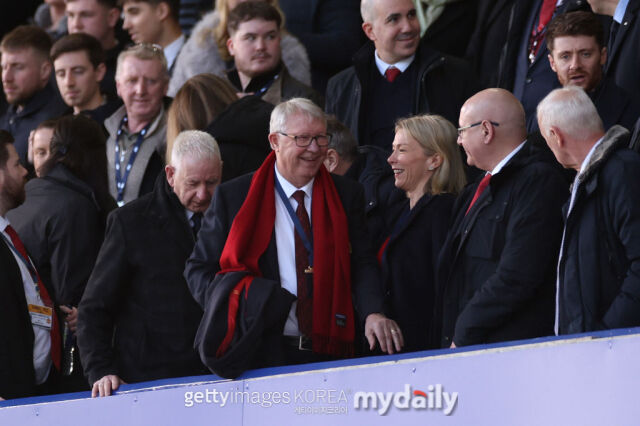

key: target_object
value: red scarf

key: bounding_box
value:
[216,152,355,358]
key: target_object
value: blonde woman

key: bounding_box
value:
[379,114,465,352]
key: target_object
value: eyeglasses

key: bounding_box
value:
[278,132,332,147]
[457,121,500,137]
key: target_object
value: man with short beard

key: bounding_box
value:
[0,130,60,399]
[0,26,67,165]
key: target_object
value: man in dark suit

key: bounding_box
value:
[588,0,640,99]
[186,98,402,376]
[77,130,222,397]
[495,0,590,132]
[0,130,58,399]
[544,11,639,131]
[436,89,568,348]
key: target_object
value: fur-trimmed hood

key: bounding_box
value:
[578,125,630,184]
[168,10,311,96]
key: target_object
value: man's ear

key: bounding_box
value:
[481,120,495,145]
[107,7,120,29]
[95,63,107,83]
[324,148,339,173]
[226,37,236,57]
[268,132,279,151]
[548,53,558,73]
[549,126,565,148]
[600,46,607,66]
[165,164,175,187]
[156,1,170,21]
[40,60,52,86]
[362,22,376,42]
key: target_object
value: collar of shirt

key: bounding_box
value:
[490,140,527,175]
[374,50,415,77]
[120,103,165,148]
[614,0,630,23]
[274,163,314,204]
[578,136,604,176]
[164,34,186,71]
[0,215,9,233]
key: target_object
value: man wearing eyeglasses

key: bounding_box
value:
[435,88,568,349]
[186,98,402,378]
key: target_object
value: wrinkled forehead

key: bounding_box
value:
[119,56,165,79]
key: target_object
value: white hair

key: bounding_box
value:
[269,98,326,133]
[171,130,221,166]
[537,86,603,141]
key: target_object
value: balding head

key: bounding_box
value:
[457,89,527,172]
[537,86,604,171]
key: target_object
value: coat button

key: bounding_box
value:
[526,78,532,83]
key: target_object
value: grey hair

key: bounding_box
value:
[537,86,603,141]
[115,43,168,82]
[327,116,358,162]
[171,130,221,166]
[360,0,374,22]
[269,98,326,133]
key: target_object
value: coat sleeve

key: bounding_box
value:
[76,212,130,385]
[48,202,102,307]
[339,177,385,324]
[453,165,567,346]
[184,184,230,307]
[601,158,640,328]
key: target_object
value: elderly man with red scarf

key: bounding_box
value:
[186,98,403,377]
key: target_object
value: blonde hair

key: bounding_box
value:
[166,73,238,162]
[197,0,284,62]
[395,114,466,195]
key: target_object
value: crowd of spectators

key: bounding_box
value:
[1,0,640,401]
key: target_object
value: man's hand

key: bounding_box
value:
[92,375,126,397]
[450,341,456,349]
[60,305,78,333]
[364,313,404,354]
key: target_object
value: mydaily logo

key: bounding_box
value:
[353,384,458,416]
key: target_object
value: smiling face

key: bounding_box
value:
[388,129,433,196]
[363,0,420,64]
[54,50,105,111]
[548,35,606,92]
[269,113,328,188]
[116,55,167,124]
[227,18,281,82]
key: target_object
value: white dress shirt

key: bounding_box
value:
[0,215,51,384]
[274,165,314,336]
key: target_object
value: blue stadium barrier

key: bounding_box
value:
[1,327,639,425]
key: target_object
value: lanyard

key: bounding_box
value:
[114,115,151,206]
[274,178,314,267]
[1,233,41,293]
[254,73,279,97]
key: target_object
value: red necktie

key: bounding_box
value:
[466,173,492,215]
[528,0,557,61]
[385,66,401,83]
[5,225,61,370]
[292,190,313,336]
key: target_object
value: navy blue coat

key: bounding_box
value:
[380,193,454,352]
[604,0,640,100]
[557,126,640,334]
[436,142,568,347]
